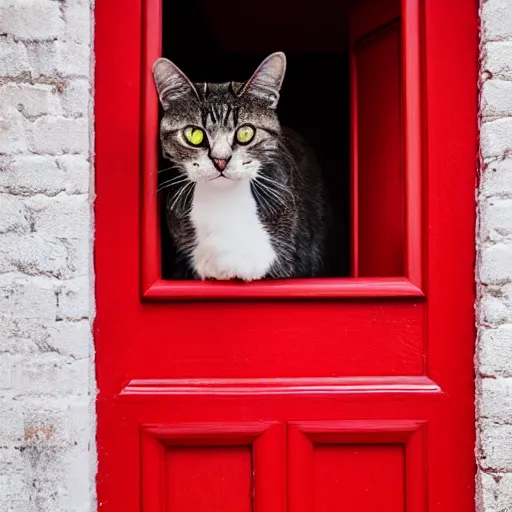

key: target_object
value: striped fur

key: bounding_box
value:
[153,53,330,280]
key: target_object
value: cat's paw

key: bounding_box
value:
[215,252,272,282]
[195,245,275,282]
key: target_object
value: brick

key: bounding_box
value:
[0,274,56,321]
[27,40,90,77]
[0,106,28,154]
[61,79,90,116]
[479,421,512,471]
[480,244,512,285]
[479,325,512,378]
[27,116,88,154]
[24,192,89,239]
[0,0,64,41]
[482,0,512,41]
[479,472,512,512]
[0,195,29,234]
[63,0,91,44]
[484,41,512,81]
[480,198,512,241]
[479,378,512,421]
[0,82,63,118]
[22,401,72,445]
[26,40,58,76]
[0,355,23,391]
[19,355,88,397]
[0,403,24,443]
[0,445,24,469]
[56,276,89,321]
[501,283,512,303]
[0,155,89,196]
[62,233,90,277]
[481,80,512,120]
[57,41,90,77]
[480,158,512,198]
[481,118,512,159]
[45,320,91,360]
[0,233,70,278]
[0,38,30,76]
[0,474,25,503]
[25,399,94,511]
[0,155,62,195]
[0,315,52,356]
[14,400,88,510]
[480,295,512,327]
[56,155,90,194]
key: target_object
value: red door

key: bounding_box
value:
[95,0,477,510]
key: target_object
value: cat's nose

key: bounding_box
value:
[213,158,229,171]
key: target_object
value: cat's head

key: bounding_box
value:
[153,53,286,187]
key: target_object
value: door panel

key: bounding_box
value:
[288,421,426,512]
[102,301,426,383]
[139,423,286,512]
[165,446,252,511]
[313,444,405,511]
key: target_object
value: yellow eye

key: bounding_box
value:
[236,125,255,144]
[184,126,205,146]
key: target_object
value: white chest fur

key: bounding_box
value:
[190,180,277,281]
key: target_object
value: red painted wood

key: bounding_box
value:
[141,0,162,295]
[350,0,423,284]
[95,0,477,510]
[144,277,423,300]
[140,423,285,512]
[289,421,427,512]
[314,444,404,510]
[402,0,424,288]
[141,0,422,298]
[120,376,441,397]
[106,302,426,384]
[349,49,360,278]
[352,18,403,277]
[165,446,252,511]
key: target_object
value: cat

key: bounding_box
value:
[153,52,330,281]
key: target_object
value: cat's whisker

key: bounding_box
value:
[169,182,194,211]
[158,165,177,174]
[158,177,190,193]
[252,186,278,217]
[253,188,285,219]
[253,180,288,208]
[255,173,289,191]
[264,182,295,208]
[256,174,295,201]
[253,185,284,210]
[181,182,195,210]
[159,173,189,186]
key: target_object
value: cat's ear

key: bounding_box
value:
[152,58,198,107]
[240,52,287,108]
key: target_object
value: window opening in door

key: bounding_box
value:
[159,0,351,280]
[141,0,422,298]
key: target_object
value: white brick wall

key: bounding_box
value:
[0,0,95,510]
[478,1,512,511]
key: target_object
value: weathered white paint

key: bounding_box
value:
[477,1,512,510]
[0,0,96,510]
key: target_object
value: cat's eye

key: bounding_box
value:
[183,126,205,146]
[236,125,255,145]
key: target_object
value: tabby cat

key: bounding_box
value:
[153,52,330,281]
